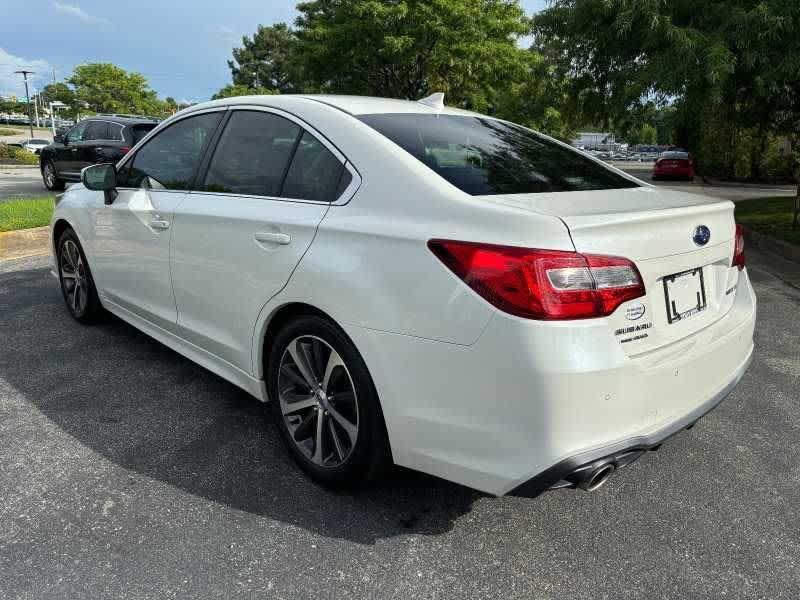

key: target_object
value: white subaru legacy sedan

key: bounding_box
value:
[49,94,755,496]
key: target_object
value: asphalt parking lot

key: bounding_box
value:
[1,249,798,599]
[0,165,57,201]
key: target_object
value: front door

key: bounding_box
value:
[91,111,224,330]
[170,108,350,372]
[58,121,88,176]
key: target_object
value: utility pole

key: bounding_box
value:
[14,70,35,138]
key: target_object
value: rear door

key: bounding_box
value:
[170,107,353,372]
[80,120,109,171]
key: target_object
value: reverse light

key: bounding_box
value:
[428,240,646,320]
[732,224,746,271]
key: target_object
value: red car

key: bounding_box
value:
[653,151,695,181]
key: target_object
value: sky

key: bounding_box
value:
[0,1,548,103]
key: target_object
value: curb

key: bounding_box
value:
[0,226,50,261]
[742,227,800,265]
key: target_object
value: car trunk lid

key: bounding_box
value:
[482,186,740,355]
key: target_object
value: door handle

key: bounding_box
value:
[254,232,291,245]
[150,220,171,230]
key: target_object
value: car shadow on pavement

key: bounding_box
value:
[0,267,481,544]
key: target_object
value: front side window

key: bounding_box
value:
[281,132,347,202]
[358,114,639,196]
[201,111,301,197]
[66,121,87,143]
[120,112,222,190]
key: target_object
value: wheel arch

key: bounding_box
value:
[257,302,338,382]
[257,300,394,463]
[51,218,73,254]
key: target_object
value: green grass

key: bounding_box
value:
[0,128,21,136]
[0,197,55,232]
[735,196,800,246]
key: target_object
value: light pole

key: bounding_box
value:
[33,88,40,128]
[14,70,35,138]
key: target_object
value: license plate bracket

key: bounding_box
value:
[663,267,707,324]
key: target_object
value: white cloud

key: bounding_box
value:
[0,48,53,98]
[208,24,241,45]
[53,2,112,26]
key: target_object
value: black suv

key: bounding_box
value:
[40,115,158,191]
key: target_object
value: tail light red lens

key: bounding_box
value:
[732,224,746,270]
[120,147,131,154]
[428,240,646,320]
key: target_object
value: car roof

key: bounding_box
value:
[182,94,482,118]
[82,115,160,125]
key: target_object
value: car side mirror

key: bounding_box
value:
[54,134,63,144]
[82,163,118,205]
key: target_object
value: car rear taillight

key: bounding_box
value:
[120,147,131,154]
[428,240,646,320]
[732,224,746,270]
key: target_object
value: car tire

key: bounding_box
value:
[56,228,103,323]
[267,315,390,488]
[43,160,65,191]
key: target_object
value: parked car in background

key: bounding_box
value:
[49,94,754,496]
[40,115,158,191]
[21,139,51,154]
[653,150,696,180]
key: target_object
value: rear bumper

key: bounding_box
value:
[345,269,756,496]
[508,344,753,496]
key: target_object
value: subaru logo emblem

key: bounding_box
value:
[692,225,711,247]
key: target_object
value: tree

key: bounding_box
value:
[219,2,576,136]
[41,83,75,107]
[228,23,301,93]
[211,84,278,100]
[68,63,162,116]
[293,0,532,112]
[534,0,800,178]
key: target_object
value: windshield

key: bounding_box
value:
[358,114,639,196]
[30,139,49,144]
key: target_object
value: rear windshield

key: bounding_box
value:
[31,139,50,144]
[358,114,639,196]
[660,152,689,160]
[131,124,157,144]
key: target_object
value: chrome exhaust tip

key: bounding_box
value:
[578,462,615,492]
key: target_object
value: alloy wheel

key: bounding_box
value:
[60,239,88,315]
[44,163,55,188]
[278,335,359,468]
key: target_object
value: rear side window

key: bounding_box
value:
[119,112,221,190]
[359,114,639,196]
[84,121,108,141]
[281,132,346,202]
[201,111,301,197]
[131,124,156,144]
[108,123,124,142]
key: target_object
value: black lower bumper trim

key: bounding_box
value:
[509,348,753,498]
